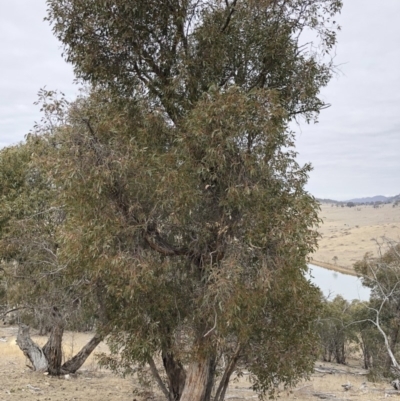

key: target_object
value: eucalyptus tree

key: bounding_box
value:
[0,139,103,374]
[316,296,352,365]
[316,296,382,369]
[42,0,342,399]
[355,241,400,377]
[0,140,64,328]
[348,300,383,371]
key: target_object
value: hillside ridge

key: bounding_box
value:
[317,193,400,204]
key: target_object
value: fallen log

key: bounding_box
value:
[312,392,337,399]
[314,366,368,375]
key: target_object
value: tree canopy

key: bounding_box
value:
[1,0,342,400]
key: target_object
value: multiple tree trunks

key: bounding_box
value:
[214,345,241,401]
[16,323,102,375]
[16,320,230,401]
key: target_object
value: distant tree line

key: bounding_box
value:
[316,240,400,380]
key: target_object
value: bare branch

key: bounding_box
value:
[203,311,217,337]
[0,306,34,320]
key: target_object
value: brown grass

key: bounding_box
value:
[1,326,398,400]
[313,203,400,272]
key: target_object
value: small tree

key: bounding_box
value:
[316,296,356,364]
[355,240,400,377]
[348,300,383,371]
[0,140,104,375]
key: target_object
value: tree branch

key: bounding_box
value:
[144,230,187,257]
[61,333,103,374]
[148,356,171,400]
[215,343,242,401]
[221,0,238,33]
[0,306,34,320]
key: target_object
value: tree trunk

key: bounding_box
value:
[204,356,217,401]
[360,334,371,370]
[16,324,48,371]
[363,346,371,370]
[180,356,215,401]
[16,324,103,375]
[386,325,400,372]
[214,345,241,401]
[162,351,186,400]
[61,333,103,373]
[334,340,346,364]
[149,357,171,400]
[43,320,64,375]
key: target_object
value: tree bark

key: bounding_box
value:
[149,356,171,400]
[61,333,103,373]
[370,316,400,375]
[16,324,48,372]
[162,351,186,401]
[42,307,64,375]
[179,355,215,401]
[204,356,217,401]
[214,344,241,401]
[386,324,400,372]
[360,334,371,370]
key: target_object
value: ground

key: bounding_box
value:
[0,326,397,401]
[0,326,133,401]
[313,203,400,274]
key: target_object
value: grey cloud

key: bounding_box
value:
[296,0,400,198]
[0,1,76,147]
[1,1,399,200]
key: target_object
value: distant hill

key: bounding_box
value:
[346,195,391,204]
[317,198,340,204]
[317,193,400,204]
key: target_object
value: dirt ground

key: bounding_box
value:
[0,326,134,401]
[313,203,400,272]
[1,326,398,401]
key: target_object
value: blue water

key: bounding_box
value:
[307,264,370,301]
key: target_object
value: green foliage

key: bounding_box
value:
[36,86,322,391]
[316,296,385,370]
[0,138,97,332]
[316,296,354,364]
[354,241,400,377]
[349,300,384,373]
[46,0,342,123]
[313,241,400,379]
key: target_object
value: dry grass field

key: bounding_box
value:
[312,203,400,274]
[1,326,398,401]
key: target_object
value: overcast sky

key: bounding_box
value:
[1,1,399,200]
